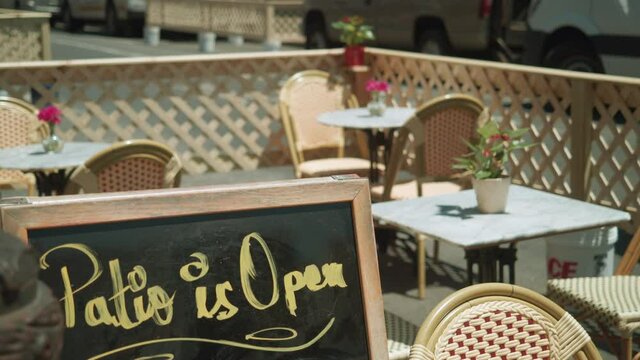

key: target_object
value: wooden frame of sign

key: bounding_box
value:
[0,176,388,360]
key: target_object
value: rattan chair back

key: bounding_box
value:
[65,139,182,194]
[410,283,600,360]
[0,96,48,195]
[381,94,487,200]
[279,70,356,177]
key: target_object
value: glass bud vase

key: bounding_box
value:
[367,91,386,117]
[42,124,64,153]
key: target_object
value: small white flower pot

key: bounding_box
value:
[472,176,511,213]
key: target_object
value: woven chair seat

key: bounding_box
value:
[371,180,462,201]
[299,157,371,178]
[548,276,640,335]
[386,310,419,360]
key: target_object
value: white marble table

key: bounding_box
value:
[0,142,110,195]
[318,108,413,183]
[372,185,631,296]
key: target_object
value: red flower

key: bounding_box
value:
[482,148,491,157]
[489,134,502,142]
[37,105,62,125]
[365,79,389,92]
[342,16,350,23]
[501,134,510,141]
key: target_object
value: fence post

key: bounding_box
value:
[263,3,281,50]
[569,78,594,201]
[41,16,51,60]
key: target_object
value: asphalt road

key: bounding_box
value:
[50,25,302,60]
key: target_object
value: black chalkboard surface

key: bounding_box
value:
[0,177,387,360]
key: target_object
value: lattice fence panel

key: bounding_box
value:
[591,82,640,232]
[0,51,343,174]
[274,7,304,43]
[369,51,573,196]
[0,17,48,61]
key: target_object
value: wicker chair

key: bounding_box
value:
[279,70,371,178]
[64,139,182,194]
[0,96,48,196]
[371,93,487,201]
[410,283,601,360]
[547,228,640,360]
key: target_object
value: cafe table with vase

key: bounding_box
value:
[317,81,413,184]
[0,141,110,196]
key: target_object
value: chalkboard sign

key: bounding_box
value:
[0,177,387,360]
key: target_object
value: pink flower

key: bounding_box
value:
[482,148,491,157]
[365,80,389,93]
[38,105,62,125]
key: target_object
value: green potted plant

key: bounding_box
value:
[331,16,375,66]
[453,119,533,213]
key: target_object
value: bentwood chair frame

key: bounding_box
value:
[0,96,49,196]
[548,227,640,360]
[64,139,182,194]
[373,94,487,277]
[410,283,601,360]
[279,70,369,178]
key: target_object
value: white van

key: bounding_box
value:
[523,0,640,77]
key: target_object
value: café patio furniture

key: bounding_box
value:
[280,70,371,179]
[64,139,182,194]
[369,94,486,262]
[0,142,110,196]
[547,227,640,360]
[409,283,601,360]
[370,93,487,202]
[372,185,631,299]
[318,107,414,184]
[0,96,48,196]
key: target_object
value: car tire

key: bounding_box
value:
[305,20,329,49]
[543,42,603,73]
[105,2,120,36]
[418,29,449,56]
[61,2,82,32]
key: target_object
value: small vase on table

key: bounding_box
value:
[367,91,386,117]
[42,123,64,153]
[38,105,65,153]
[365,79,390,117]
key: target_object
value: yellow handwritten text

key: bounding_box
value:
[40,244,175,329]
[283,263,347,316]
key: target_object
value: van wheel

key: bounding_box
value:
[305,19,328,49]
[61,2,82,32]
[543,43,603,73]
[418,29,449,56]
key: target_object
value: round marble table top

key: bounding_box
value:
[317,107,414,129]
[0,142,111,171]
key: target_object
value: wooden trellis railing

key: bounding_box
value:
[367,48,639,232]
[0,48,636,231]
[0,50,343,174]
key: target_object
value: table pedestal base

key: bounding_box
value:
[465,244,517,285]
[34,170,70,196]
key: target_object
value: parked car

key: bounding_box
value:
[58,0,145,35]
[523,0,640,77]
[302,0,527,57]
